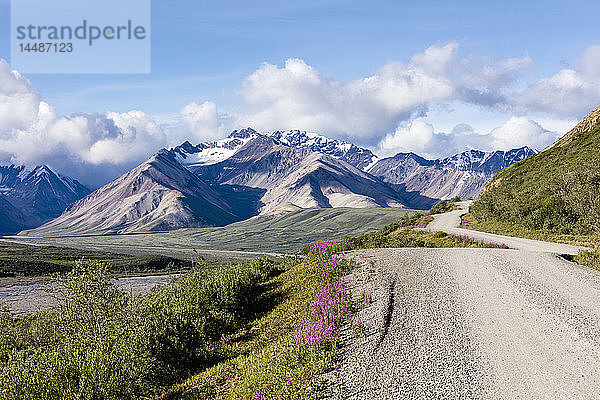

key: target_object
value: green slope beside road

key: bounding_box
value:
[471,106,600,237]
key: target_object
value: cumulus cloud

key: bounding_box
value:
[376,117,560,159]
[378,120,438,157]
[520,45,600,117]
[487,117,559,151]
[0,60,173,187]
[0,61,41,132]
[236,43,531,144]
[2,41,595,188]
[88,111,167,164]
[178,101,220,141]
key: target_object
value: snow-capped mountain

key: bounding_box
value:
[21,128,537,235]
[171,128,379,171]
[25,132,410,235]
[171,128,259,167]
[193,134,407,214]
[435,147,536,174]
[368,147,536,200]
[268,130,379,170]
[0,165,90,233]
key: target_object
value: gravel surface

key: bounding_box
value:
[425,201,588,255]
[323,202,600,399]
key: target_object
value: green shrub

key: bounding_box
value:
[0,261,153,399]
[574,248,600,271]
[471,122,600,236]
[0,257,285,399]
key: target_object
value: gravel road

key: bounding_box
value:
[425,200,588,255]
[324,203,600,399]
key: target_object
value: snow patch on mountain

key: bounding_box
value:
[369,146,537,200]
[268,130,378,170]
[172,128,259,167]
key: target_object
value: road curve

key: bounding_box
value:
[425,200,588,255]
[324,204,600,399]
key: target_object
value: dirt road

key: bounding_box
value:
[425,200,587,255]
[327,203,600,399]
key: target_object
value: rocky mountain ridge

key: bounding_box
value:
[368,147,536,200]
[20,128,536,235]
[25,151,238,235]
[0,165,90,234]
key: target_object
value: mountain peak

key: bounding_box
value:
[370,145,537,200]
[31,165,55,178]
[267,129,378,170]
[0,163,90,233]
[22,150,238,236]
[228,127,259,139]
[171,130,259,167]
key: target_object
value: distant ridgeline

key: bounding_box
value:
[15,129,536,236]
[471,106,600,235]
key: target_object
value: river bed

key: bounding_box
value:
[0,274,178,315]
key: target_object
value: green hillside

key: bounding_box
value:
[471,106,600,236]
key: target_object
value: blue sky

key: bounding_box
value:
[1,0,600,186]
[1,0,597,116]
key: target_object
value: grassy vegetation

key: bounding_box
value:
[574,248,600,272]
[468,115,600,273]
[0,205,512,399]
[460,213,600,247]
[163,245,354,399]
[0,257,290,399]
[0,247,359,399]
[345,213,509,250]
[471,120,600,236]
[9,207,420,254]
[462,212,600,272]
[0,241,192,277]
[427,197,461,215]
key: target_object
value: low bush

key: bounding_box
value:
[346,224,509,250]
[574,248,600,272]
[0,257,284,399]
[428,197,461,215]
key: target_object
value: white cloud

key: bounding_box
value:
[0,60,41,132]
[236,43,535,144]
[237,43,522,143]
[2,41,597,187]
[179,101,220,141]
[376,117,560,158]
[520,45,600,117]
[88,111,167,164]
[488,117,559,151]
[378,120,437,157]
[0,59,174,187]
[411,41,461,77]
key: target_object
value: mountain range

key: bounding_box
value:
[368,146,536,200]
[15,128,536,236]
[0,165,90,234]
